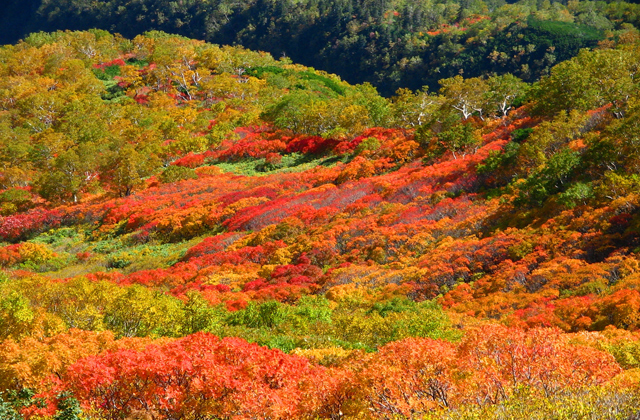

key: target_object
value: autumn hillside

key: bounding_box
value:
[1,30,640,419]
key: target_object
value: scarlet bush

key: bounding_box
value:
[57,333,337,419]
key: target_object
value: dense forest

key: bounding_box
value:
[3,0,640,94]
[1,25,640,419]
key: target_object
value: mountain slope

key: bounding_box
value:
[1,30,640,419]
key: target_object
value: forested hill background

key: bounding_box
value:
[4,0,640,95]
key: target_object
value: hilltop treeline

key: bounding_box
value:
[4,0,640,94]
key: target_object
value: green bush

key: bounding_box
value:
[511,127,533,143]
[0,189,33,216]
[160,166,198,184]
